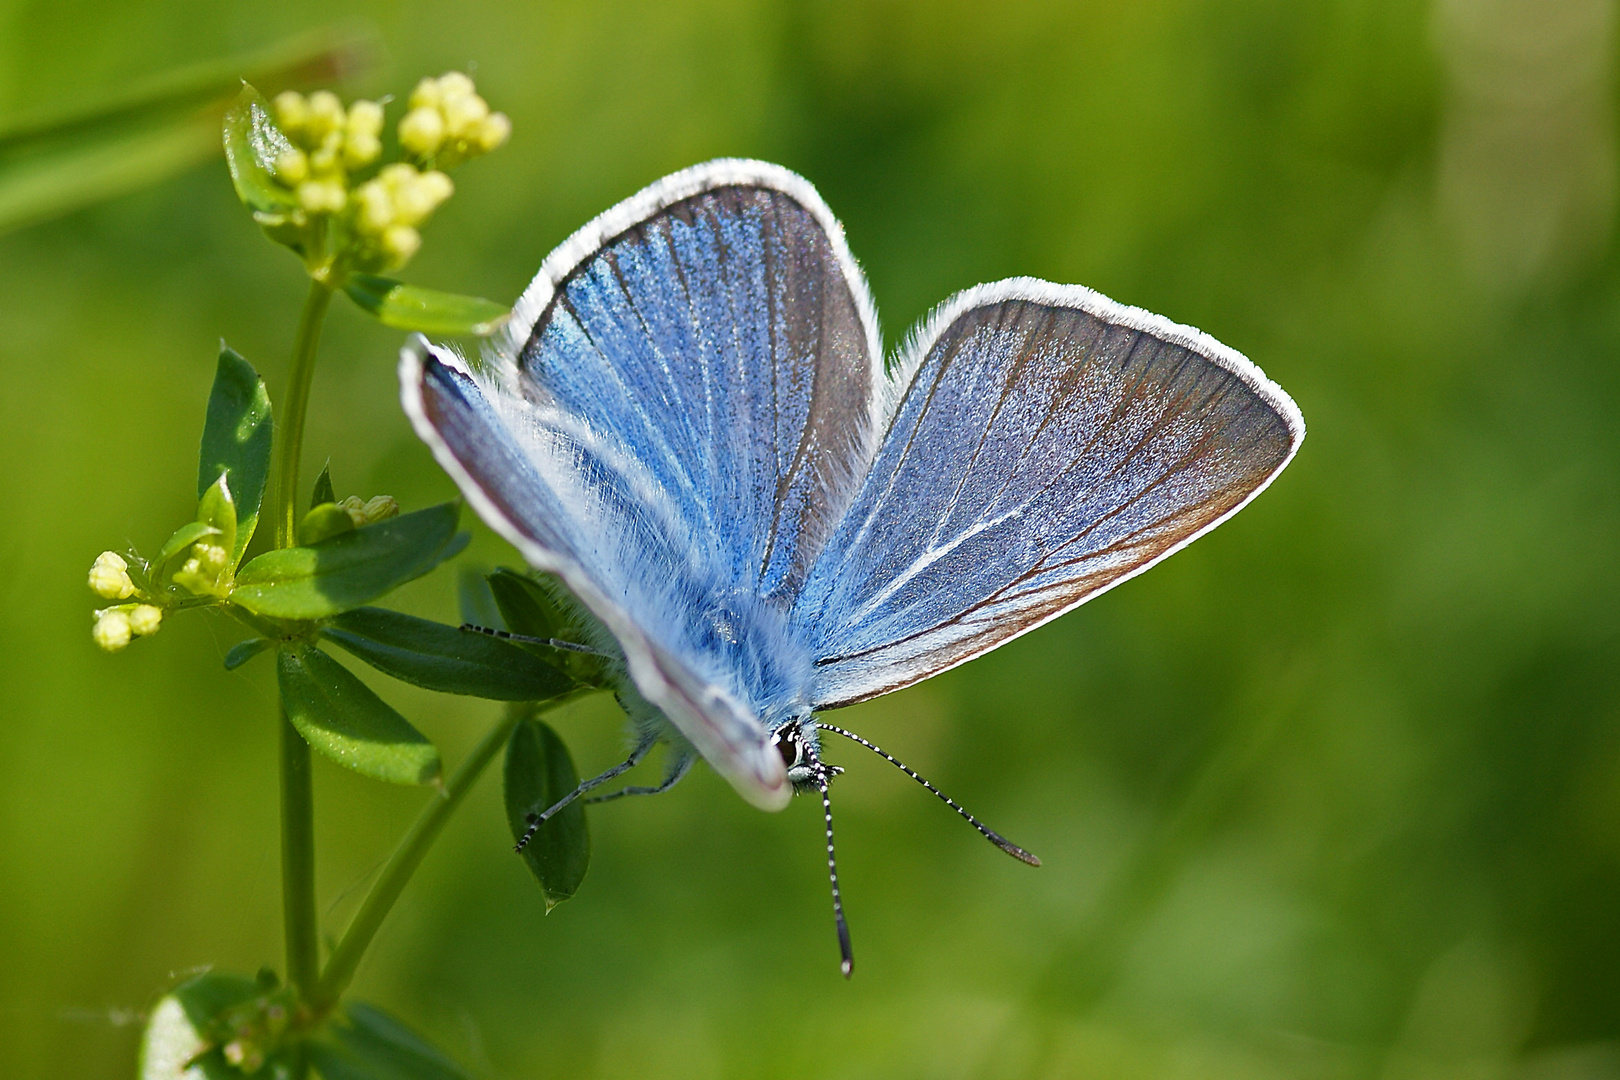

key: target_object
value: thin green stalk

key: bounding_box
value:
[310,708,524,1014]
[275,280,333,548]
[276,278,332,1004]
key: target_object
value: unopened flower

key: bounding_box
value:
[338,494,400,527]
[88,551,135,600]
[93,609,132,652]
[399,72,508,169]
[128,604,163,637]
[172,542,232,597]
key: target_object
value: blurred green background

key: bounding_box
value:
[4,0,1619,1076]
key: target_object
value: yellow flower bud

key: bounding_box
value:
[436,72,477,101]
[381,224,422,264]
[273,91,309,136]
[408,76,442,111]
[297,179,347,214]
[360,495,400,524]
[475,112,512,153]
[391,177,440,226]
[399,106,445,157]
[379,162,418,189]
[93,610,132,652]
[442,91,489,140]
[418,169,454,203]
[305,90,345,142]
[343,131,382,169]
[274,148,309,185]
[196,544,230,573]
[128,604,163,637]
[309,130,343,176]
[352,180,394,234]
[346,99,385,138]
[88,551,135,600]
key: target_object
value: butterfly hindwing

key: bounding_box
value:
[793,278,1304,709]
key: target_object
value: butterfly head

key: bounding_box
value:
[769,717,842,793]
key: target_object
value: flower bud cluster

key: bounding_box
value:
[272,90,386,216]
[349,164,455,270]
[399,72,511,170]
[92,604,162,653]
[88,550,135,600]
[339,494,401,527]
[171,540,232,598]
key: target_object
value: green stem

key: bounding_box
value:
[276,281,333,549]
[309,708,524,1015]
[276,279,332,1005]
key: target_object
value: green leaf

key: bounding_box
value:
[199,347,272,562]
[487,569,612,686]
[138,971,277,1080]
[343,275,509,336]
[306,1001,470,1080]
[311,462,336,509]
[322,607,575,701]
[196,474,238,570]
[505,713,589,909]
[154,520,222,574]
[0,29,371,236]
[221,84,297,215]
[299,502,355,546]
[224,637,272,670]
[457,565,505,630]
[232,503,463,621]
[277,645,440,785]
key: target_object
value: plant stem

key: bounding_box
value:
[276,279,332,1004]
[310,708,524,1014]
[276,281,333,549]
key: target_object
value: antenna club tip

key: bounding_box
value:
[841,959,854,978]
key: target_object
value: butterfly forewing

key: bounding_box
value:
[794,281,1303,709]
[403,161,885,809]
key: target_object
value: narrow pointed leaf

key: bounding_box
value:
[224,637,273,670]
[154,520,221,573]
[457,566,505,631]
[323,608,574,700]
[199,348,272,561]
[311,462,336,509]
[305,1001,470,1080]
[488,568,611,686]
[505,713,589,909]
[277,645,439,784]
[343,275,509,336]
[221,85,296,214]
[232,503,463,620]
[196,474,237,567]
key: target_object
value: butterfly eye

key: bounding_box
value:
[774,729,801,769]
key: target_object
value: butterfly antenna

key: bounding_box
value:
[817,722,1041,867]
[817,767,855,978]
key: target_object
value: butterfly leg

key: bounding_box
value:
[585,751,695,804]
[514,734,656,852]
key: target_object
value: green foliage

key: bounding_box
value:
[231,503,466,620]
[198,348,273,564]
[304,1002,471,1080]
[323,607,576,701]
[311,464,337,510]
[138,971,290,1080]
[487,568,613,686]
[341,275,509,336]
[277,645,441,785]
[504,712,590,910]
[0,31,368,236]
[224,637,272,670]
[299,502,356,546]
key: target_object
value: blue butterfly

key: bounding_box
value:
[400,159,1304,975]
